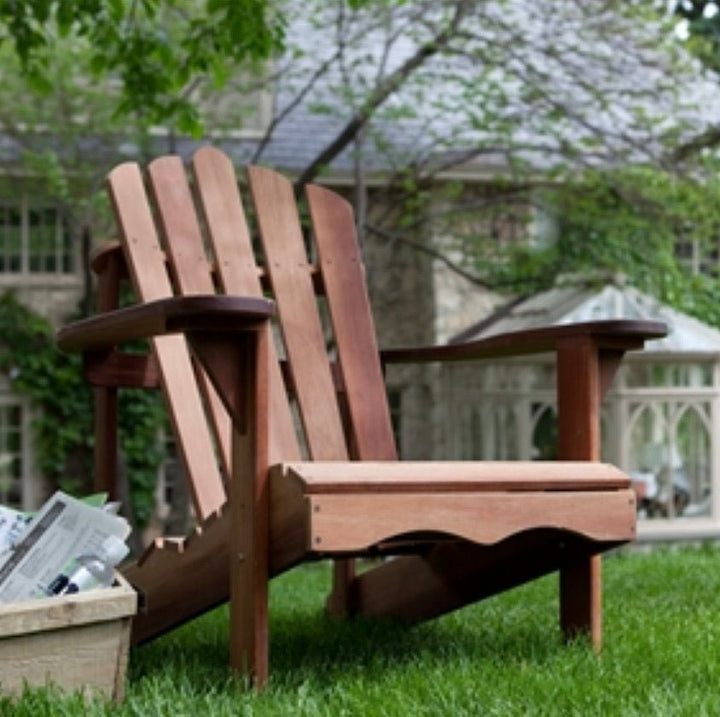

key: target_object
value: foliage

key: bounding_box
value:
[676,1,720,72]
[0,0,285,136]
[474,163,720,329]
[4,546,720,714]
[257,0,697,189]
[0,291,92,493]
[669,1,720,160]
[0,0,714,529]
[0,291,163,526]
[117,387,165,528]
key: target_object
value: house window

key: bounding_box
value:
[0,199,73,275]
[0,401,26,510]
[675,237,720,278]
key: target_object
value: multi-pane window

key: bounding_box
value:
[0,402,25,510]
[628,401,711,520]
[675,237,720,278]
[0,200,73,275]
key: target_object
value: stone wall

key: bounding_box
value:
[359,181,533,460]
[0,280,85,327]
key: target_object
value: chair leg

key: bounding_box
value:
[559,554,602,650]
[194,330,272,688]
[229,536,269,686]
[326,559,356,617]
[229,420,270,687]
[556,337,612,651]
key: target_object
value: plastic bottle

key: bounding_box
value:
[46,535,129,596]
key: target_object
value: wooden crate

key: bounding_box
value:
[0,573,136,701]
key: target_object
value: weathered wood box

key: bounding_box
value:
[0,573,136,701]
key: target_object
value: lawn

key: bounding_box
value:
[1,545,719,716]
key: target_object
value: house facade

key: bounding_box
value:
[0,1,719,530]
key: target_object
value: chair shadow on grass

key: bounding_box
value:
[128,570,571,691]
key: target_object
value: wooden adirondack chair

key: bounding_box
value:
[57,146,666,687]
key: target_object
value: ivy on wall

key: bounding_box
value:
[478,165,720,331]
[0,290,163,527]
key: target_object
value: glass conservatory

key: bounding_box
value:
[441,280,720,541]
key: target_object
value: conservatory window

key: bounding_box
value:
[628,402,711,520]
[624,362,713,388]
[531,404,557,460]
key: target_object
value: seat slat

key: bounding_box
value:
[307,184,396,460]
[277,461,630,493]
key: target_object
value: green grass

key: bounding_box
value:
[2,545,720,716]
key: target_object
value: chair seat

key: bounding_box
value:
[269,461,636,567]
[275,460,630,493]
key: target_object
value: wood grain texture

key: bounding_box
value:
[248,165,349,461]
[148,155,232,475]
[381,320,667,364]
[556,334,603,647]
[342,533,619,624]
[106,163,227,520]
[226,323,271,687]
[124,511,230,645]
[193,148,300,463]
[92,250,122,496]
[307,490,636,552]
[54,149,668,685]
[307,183,396,461]
[280,460,629,493]
[0,574,135,701]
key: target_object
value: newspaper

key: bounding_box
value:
[0,505,31,562]
[0,491,130,603]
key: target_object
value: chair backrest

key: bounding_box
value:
[105,147,397,520]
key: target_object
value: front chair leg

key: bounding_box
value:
[560,555,602,648]
[189,327,272,688]
[556,339,625,651]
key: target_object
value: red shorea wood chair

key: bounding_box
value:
[57,146,667,687]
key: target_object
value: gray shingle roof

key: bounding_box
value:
[235,1,720,177]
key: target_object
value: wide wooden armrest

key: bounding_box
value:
[380,319,667,364]
[57,295,276,352]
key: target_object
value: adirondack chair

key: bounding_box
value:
[57,146,666,687]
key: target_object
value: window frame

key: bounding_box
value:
[0,194,80,286]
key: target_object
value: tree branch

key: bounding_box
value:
[364,221,492,289]
[669,125,720,163]
[293,0,474,191]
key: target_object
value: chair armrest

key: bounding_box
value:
[90,240,125,277]
[57,295,276,352]
[380,319,667,364]
[381,318,667,463]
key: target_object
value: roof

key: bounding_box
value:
[97,1,720,182]
[241,1,720,176]
[2,2,717,186]
[451,280,720,354]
